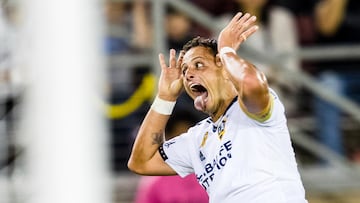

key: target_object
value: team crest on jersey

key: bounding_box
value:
[217,116,227,140]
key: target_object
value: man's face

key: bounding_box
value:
[181,46,225,114]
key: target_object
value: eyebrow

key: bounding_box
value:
[181,56,204,68]
[191,56,204,62]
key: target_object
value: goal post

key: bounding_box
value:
[19,0,110,202]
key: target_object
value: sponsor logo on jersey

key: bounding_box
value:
[196,140,233,191]
[217,117,227,140]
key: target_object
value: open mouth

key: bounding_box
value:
[190,84,207,95]
[190,84,208,111]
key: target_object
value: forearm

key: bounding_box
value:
[216,13,264,104]
[220,51,269,114]
[128,94,178,174]
[128,109,169,172]
[315,0,348,35]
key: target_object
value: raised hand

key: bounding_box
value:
[217,12,258,52]
[157,49,184,101]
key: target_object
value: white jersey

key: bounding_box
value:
[160,89,307,203]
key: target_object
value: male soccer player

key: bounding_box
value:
[128,12,308,203]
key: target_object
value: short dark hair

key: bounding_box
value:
[182,36,218,56]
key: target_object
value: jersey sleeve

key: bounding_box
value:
[241,88,286,126]
[256,88,286,126]
[158,132,195,177]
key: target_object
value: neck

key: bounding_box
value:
[210,95,237,122]
[209,78,238,121]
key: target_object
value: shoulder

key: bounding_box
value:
[164,117,211,141]
[167,117,211,148]
[187,117,212,134]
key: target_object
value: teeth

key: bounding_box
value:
[190,84,199,91]
[190,84,198,89]
[189,83,207,93]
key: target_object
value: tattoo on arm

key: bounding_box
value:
[151,130,164,145]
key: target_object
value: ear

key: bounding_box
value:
[215,54,223,67]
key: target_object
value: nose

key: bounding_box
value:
[184,67,195,81]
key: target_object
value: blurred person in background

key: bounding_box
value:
[128,13,307,203]
[311,0,360,160]
[104,0,151,94]
[104,0,151,55]
[217,0,301,115]
[105,1,196,53]
[134,109,208,203]
[165,6,194,52]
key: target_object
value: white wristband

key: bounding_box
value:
[219,46,236,58]
[151,96,176,115]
